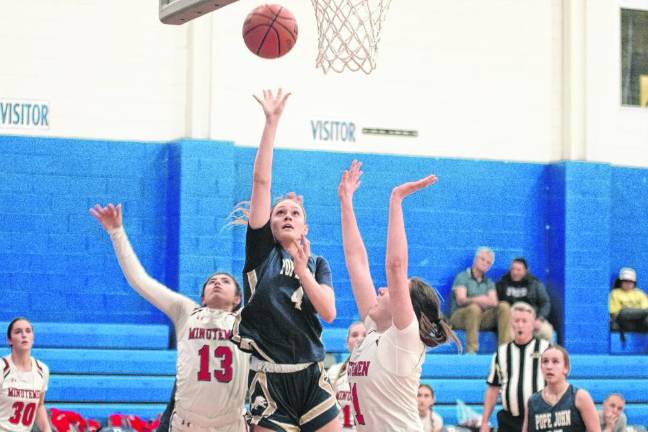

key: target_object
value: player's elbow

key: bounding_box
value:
[385,256,407,273]
[252,173,271,186]
[320,305,337,323]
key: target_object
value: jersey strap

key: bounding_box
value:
[1,357,9,378]
[35,359,44,378]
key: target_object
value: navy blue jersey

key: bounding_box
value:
[527,385,585,432]
[232,221,332,364]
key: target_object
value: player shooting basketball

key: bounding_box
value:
[230,89,340,432]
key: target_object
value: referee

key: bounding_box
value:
[480,302,550,432]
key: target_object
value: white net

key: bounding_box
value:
[311,0,393,74]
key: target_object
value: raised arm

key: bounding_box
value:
[89,203,194,322]
[338,160,377,321]
[249,89,291,229]
[386,175,437,330]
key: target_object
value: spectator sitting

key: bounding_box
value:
[609,267,648,333]
[418,384,443,432]
[496,257,554,341]
[450,247,511,353]
[599,393,627,432]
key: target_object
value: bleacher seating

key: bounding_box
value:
[0,322,174,422]
[2,322,647,426]
[424,354,648,425]
[326,335,648,426]
[610,331,648,354]
[322,328,497,354]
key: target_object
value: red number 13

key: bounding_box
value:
[197,345,233,383]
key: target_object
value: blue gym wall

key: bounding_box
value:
[610,167,648,288]
[1,136,646,353]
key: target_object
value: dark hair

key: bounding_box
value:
[7,317,31,344]
[512,257,528,270]
[418,383,435,397]
[409,277,461,350]
[613,277,636,290]
[201,272,242,311]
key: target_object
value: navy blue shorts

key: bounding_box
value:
[246,361,339,431]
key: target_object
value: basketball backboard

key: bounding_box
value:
[159,0,239,25]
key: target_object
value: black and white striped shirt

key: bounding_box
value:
[486,337,549,417]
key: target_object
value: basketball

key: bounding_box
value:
[242,4,298,59]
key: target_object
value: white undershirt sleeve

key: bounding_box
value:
[109,226,196,325]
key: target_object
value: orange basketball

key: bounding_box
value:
[242,4,298,59]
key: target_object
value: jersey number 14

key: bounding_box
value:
[197,345,233,383]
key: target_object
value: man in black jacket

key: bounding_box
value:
[496,257,554,341]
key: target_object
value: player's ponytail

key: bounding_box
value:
[226,201,251,227]
[409,278,461,351]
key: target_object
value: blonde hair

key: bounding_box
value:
[226,193,306,227]
[511,301,536,318]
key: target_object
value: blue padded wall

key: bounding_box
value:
[231,149,549,328]
[610,167,648,289]
[0,136,170,324]
[2,136,647,354]
[562,163,611,353]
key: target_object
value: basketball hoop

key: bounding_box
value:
[310,0,393,74]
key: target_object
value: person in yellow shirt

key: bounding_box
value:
[609,267,648,333]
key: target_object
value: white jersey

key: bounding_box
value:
[0,356,48,432]
[420,410,444,432]
[347,317,425,432]
[109,227,249,428]
[327,362,356,431]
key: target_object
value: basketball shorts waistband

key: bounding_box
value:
[250,357,313,373]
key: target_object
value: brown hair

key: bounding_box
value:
[542,344,570,371]
[418,383,435,397]
[409,277,461,350]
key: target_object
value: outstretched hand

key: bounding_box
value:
[338,159,362,202]
[391,174,437,200]
[89,203,123,232]
[253,88,291,121]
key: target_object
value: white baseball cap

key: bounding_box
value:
[619,267,637,282]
